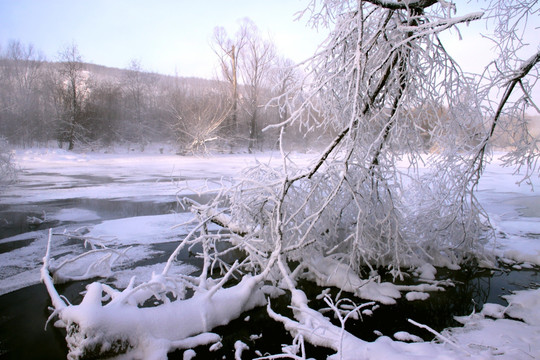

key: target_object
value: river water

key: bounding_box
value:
[0,150,539,359]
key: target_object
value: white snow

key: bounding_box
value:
[182,349,196,360]
[449,293,540,359]
[503,287,540,325]
[393,331,424,342]
[209,341,223,351]
[305,255,402,304]
[234,340,249,360]
[405,291,430,301]
[86,213,193,246]
[475,156,540,267]
[56,274,265,360]
[2,148,290,205]
[51,208,101,222]
[416,263,437,280]
[0,149,305,295]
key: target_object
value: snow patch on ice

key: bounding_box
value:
[51,208,101,222]
[87,213,193,246]
[481,303,506,319]
[504,288,540,325]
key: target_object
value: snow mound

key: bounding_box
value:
[305,255,401,305]
[393,331,424,343]
[405,291,430,301]
[416,263,437,280]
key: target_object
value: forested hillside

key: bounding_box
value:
[0,39,326,154]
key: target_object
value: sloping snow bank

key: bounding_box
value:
[446,288,540,359]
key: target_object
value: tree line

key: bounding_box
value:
[0,19,327,154]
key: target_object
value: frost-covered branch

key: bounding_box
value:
[471,50,540,187]
[363,0,437,11]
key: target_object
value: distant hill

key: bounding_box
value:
[48,60,223,91]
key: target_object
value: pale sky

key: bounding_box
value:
[0,0,538,111]
[0,0,326,78]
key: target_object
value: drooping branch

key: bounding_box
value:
[472,50,540,182]
[488,50,540,140]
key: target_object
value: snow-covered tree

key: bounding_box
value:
[41,1,539,359]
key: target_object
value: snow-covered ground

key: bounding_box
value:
[1,147,539,359]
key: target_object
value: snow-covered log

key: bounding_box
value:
[57,275,266,360]
[41,230,269,360]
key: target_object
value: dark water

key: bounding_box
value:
[170,266,540,359]
[0,282,85,360]
[1,197,539,359]
[0,264,538,360]
[0,193,215,239]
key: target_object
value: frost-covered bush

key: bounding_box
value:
[0,137,17,188]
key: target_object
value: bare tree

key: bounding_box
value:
[0,136,16,189]
[55,42,89,150]
[122,59,157,150]
[84,79,123,145]
[238,19,277,152]
[211,24,247,144]
[168,77,231,154]
[212,19,278,151]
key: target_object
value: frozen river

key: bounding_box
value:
[1,147,539,359]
